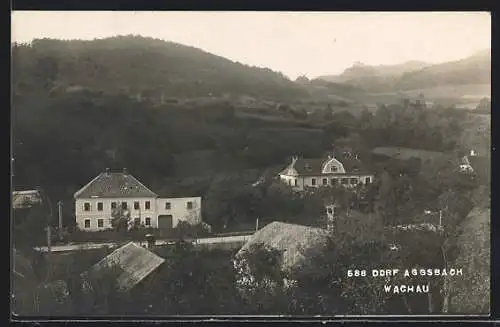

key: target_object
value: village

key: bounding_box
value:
[11,11,490,317]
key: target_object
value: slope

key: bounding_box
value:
[12,35,309,101]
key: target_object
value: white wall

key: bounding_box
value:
[76,196,202,231]
[281,174,374,191]
[75,197,158,231]
[156,197,202,228]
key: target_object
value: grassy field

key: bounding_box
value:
[372,147,446,161]
[357,83,490,106]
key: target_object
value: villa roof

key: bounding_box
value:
[279,153,371,176]
[74,170,158,199]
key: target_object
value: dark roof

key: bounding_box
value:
[235,222,331,273]
[74,172,158,199]
[82,242,165,292]
[280,154,371,176]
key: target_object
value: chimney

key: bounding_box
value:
[105,168,110,174]
[123,168,128,175]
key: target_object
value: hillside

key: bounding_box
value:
[447,207,490,314]
[11,35,309,101]
[316,50,491,96]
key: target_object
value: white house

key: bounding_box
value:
[278,152,375,191]
[74,168,202,231]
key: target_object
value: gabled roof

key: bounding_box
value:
[74,171,158,199]
[12,190,42,209]
[235,222,331,273]
[279,154,371,176]
[81,242,165,292]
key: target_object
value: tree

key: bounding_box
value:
[235,243,289,314]
[375,171,398,225]
[110,207,131,233]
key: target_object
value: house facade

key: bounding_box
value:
[279,153,375,191]
[74,168,202,231]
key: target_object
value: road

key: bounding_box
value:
[34,234,254,253]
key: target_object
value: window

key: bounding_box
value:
[365,177,372,184]
[145,217,151,226]
[311,178,316,186]
[165,202,171,210]
[322,178,327,185]
[97,202,103,211]
[97,219,104,228]
[331,166,338,172]
[327,208,333,214]
[134,218,140,225]
[121,202,127,210]
[294,179,297,186]
[341,178,349,185]
[84,203,90,211]
[84,219,90,228]
[350,178,358,185]
[145,201,151,210]
[331,179,337,186]
[187,201,193,209]
[111,202,117,209]
[134,201,140,210]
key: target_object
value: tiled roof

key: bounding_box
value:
[74,172,158,199]
[82,242,165,292]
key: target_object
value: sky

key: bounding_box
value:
[11,11,491,80]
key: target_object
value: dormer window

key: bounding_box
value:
[305,164,312,171]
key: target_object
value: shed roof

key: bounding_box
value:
[74,171,158,199]
[82,242,165,292]
[236,222,331,273]
[12,190,42,209]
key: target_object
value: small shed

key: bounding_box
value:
[234,222,332,292]
[12,190,42,209]
[81,242,165,292]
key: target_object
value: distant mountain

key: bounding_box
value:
[12,35,309,101]
[397,50,490,90]
[316,51,490,93]
[319,61,430,83]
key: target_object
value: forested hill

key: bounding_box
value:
[11,35,309,101]
[316,50,491,93]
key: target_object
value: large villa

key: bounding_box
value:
[279,152,374,191]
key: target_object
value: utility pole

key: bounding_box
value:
[439,210,443,231]
[46,226,52,254]
[57,201,63,230]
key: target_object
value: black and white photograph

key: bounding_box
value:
[11,11,491,317]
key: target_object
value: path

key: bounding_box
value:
[34,234,254,253]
